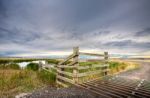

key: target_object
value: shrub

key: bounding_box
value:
[26,63,39,71]
[8,63,20,69]
[0,63,20,69]
[37,69,56,84]
[0,60,9,64]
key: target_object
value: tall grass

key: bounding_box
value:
[0,67,56,97]
[108,61,138,74]
[0,69,44,97]
[26,63,39,71]
[37,69,56,85]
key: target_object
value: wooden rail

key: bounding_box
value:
[56,47,109,87]
[79,52,104,56]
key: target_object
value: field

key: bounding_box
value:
[0,58,138,97]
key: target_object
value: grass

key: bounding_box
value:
[0,66,56,97]
[0,58,138,97]
[108,60,139,74]
[0,63,20,70]
[37,69,56,85]
[0,69,41,97]
[46,59,60,64]
[26,63,39,71]
[0,59,69,97]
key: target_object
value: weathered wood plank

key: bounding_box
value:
[58,53,76,65]
[57,65,76,68]
[79,52,104,57]
[73,47,79,83]
[78,70,101,77]
[57,75,74,84]
[78,64,109,70]
[57,69,73,77]
[78,69,110,77]
[57,59,77,68]
[56,80,68,87]
[66,60,78,66]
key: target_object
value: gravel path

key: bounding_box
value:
[24,87,97,98]
[117,62,150,81]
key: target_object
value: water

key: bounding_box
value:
[18,62,30,68]
[17,60,46,68]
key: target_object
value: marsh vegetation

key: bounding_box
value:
[0,58,57,97]
[0,58,138,97]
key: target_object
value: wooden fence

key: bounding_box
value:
[56,47,109,87]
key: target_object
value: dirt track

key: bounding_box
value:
[21,61,150,98]
[117,62,150,81]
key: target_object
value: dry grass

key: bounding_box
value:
[108,60,139,74]
[0,69,45,98]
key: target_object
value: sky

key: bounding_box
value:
[0,0,150,57]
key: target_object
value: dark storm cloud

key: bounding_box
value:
[135,28,150,37]
[0,0,6,18]
[103,40,150,50]
[104,40,132,47]
[0,0,150,56]
[0,26,40,44]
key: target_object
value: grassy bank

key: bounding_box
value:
[0,69,56,98]
[109,60,139,74]
[0,60,56,98]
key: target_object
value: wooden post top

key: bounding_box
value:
[73,47,79,54]
[104,52,108,63]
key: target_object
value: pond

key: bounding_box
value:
[17,60,46,68]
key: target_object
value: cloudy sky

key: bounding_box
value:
[0,0,150,57]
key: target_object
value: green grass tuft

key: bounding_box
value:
[26,63,39,71]
[37,69,56,85]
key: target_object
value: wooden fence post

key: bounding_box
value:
[104,52,108,75]
[73,47,79,83]
[39,61,42,71]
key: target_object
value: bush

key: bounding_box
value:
[0,60,9,64]
[26,63,39,71]
[37,69,56,84]
[9,63,20,69]
[0,63,20,69]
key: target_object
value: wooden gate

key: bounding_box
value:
[56,47,109,87]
